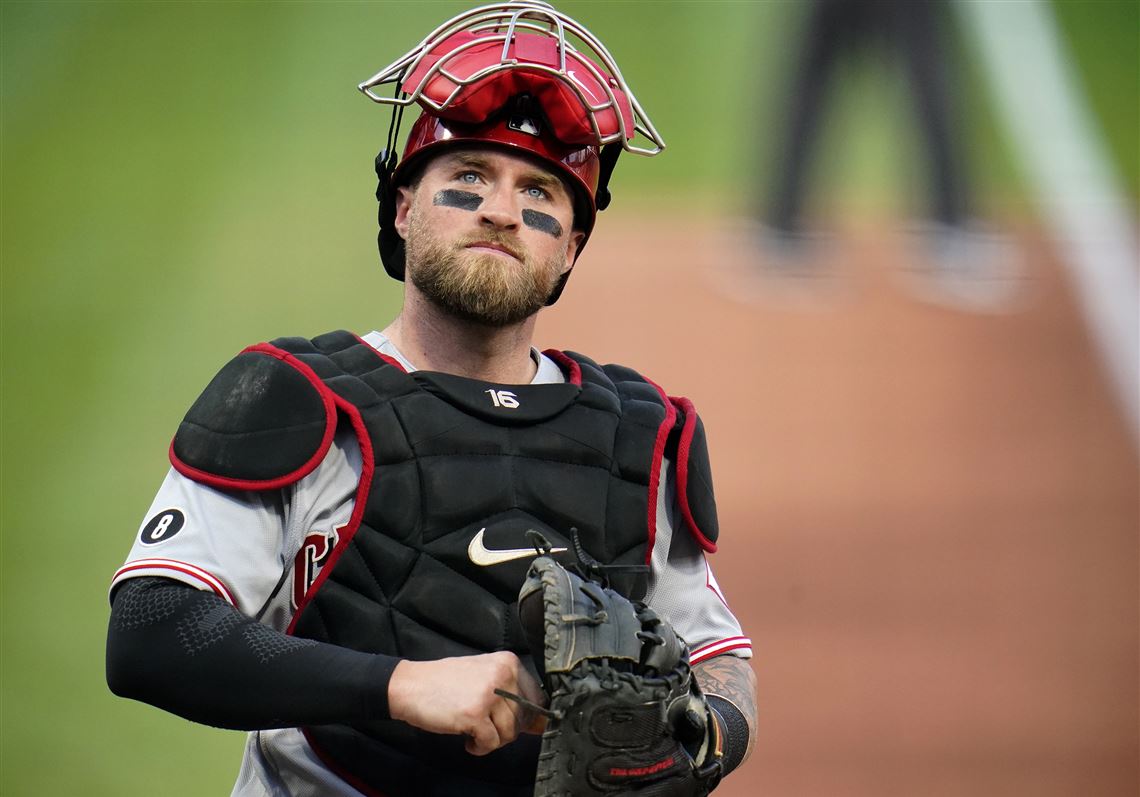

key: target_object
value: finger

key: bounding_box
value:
[490,697,520,746]
[465,718,502,757]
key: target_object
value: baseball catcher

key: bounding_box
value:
[106,3,756,795]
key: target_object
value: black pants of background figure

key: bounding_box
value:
[766,0,969,234]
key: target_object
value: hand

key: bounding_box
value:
[387,651,547,756]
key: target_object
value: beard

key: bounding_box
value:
[403,206,566,327]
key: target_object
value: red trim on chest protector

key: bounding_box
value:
[349,332,409,372]
[542,348,583,385]
[669,396,717,553]
[285,340,399,633]
[547,350,672,565]
[168,344,339,492]
[642,375,677,565]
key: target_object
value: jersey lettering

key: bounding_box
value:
[292,528,339,610]
[485,389,520,409]
[153,514,175,538]
[140,508,186,545]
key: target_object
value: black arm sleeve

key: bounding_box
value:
[106,577,400,731]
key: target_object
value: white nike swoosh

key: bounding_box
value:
[467,528,567,567]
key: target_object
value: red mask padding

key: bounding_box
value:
[400,31,635,146]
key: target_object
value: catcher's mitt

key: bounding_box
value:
[514,547,723,796]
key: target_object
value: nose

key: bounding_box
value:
[476,185,521,231]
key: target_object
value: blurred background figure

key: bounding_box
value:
[769,0,966,235]
[758,0,1020,310]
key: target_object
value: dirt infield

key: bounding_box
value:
[536,214,1139,797]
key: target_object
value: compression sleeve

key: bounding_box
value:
[106,577,399,730]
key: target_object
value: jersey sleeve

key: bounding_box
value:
[111,429,364,620]
[109,468,291,614]
[646,458,752,665]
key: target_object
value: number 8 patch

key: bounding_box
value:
[140,508,186,545]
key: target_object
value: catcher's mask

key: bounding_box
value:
[359,0,665,305]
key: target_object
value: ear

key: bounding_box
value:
[393,185,415,240]
[564,230,586,273]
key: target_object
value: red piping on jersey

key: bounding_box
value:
[542,349,583,385]
[111,559,237,606]
[168,344,339,492]
[689,636,753,665]
[642,375,677,566]
[668,396,717,554]
[704,557,732,612]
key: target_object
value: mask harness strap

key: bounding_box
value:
[374,93,407,206]
[594,143,622,212]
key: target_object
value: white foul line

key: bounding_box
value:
[958,0,1139,446]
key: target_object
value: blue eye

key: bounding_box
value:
[526,186,548,200]
[458,172,479,184]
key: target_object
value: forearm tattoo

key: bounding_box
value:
[693,655,758,765]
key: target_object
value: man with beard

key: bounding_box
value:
[106,3,756,795]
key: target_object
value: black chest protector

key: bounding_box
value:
[171,330,719,797]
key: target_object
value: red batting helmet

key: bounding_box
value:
[359,1,665,303]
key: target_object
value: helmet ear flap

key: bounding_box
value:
[544,269,572,306]
[375,148,407,281]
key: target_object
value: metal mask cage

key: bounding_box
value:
[358,1,666,157]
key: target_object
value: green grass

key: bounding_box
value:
[1,2,1135,794]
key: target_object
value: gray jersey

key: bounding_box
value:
[112,331,751,797]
